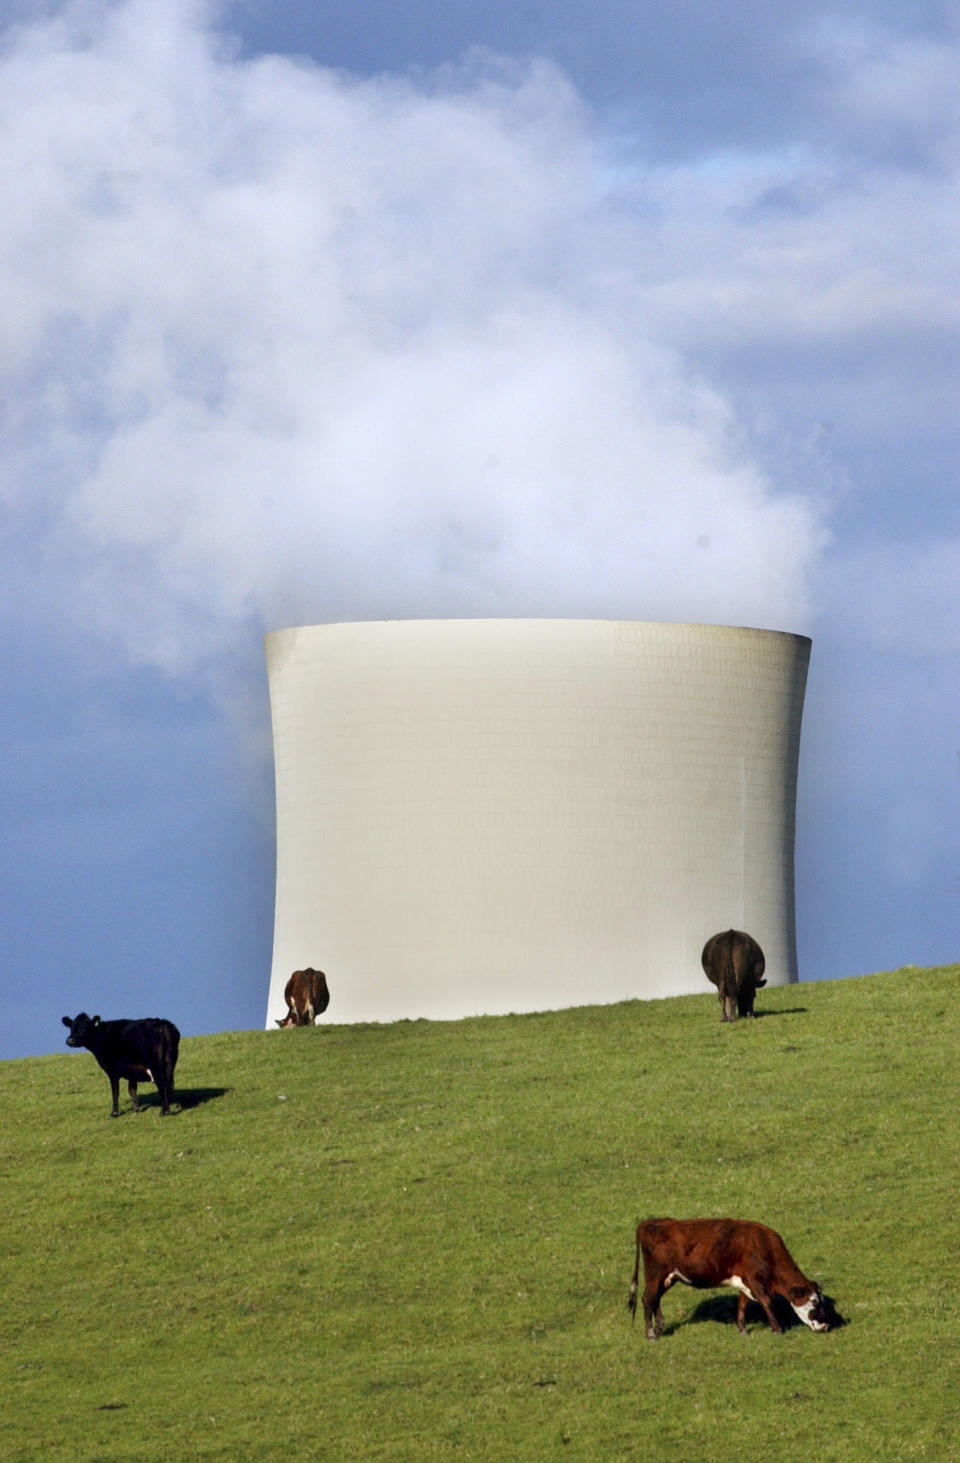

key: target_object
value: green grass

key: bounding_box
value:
[2,966,958,1462]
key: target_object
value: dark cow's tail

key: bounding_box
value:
[157,1020,180,1114]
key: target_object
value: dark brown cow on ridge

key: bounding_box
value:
[701,929,766,1021]
[276,969,330,1027]
[628,1217,830,1340]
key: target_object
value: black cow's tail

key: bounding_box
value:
[160,1021,180,1111]
[165,1022,180,1076]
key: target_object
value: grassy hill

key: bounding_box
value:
[2,966,958,1462]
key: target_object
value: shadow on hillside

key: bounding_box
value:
[134,1087,229,1112]
[662,1291,846,1334]
[752,1007,808,1018]
[176,1087,230,1110]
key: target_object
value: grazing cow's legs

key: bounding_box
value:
[629,1244,667,1340]
[642,1281,667,1340]
[722,992,738,1022]
[638,1265,672,1341]
[109,1075,121,1117]
[751,1283,782,1333]
[128,1080,140,1111]
[737,1292,750,1332]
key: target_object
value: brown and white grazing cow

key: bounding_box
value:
[628,1217,830,1339]
[701,929,766,1021]
[276,968,330,1027]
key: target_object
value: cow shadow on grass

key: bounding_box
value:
[132,1087,230,1113]
[751,1007,808,1019]
[661,1292,847,1335]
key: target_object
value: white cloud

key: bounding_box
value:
[823,540,960,657]
[812,18,960,166]
[2,3,958,691]
[0,0,828,680]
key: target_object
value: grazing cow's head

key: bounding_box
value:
[790,1284,830,1332]
[62,1013,99,1047]
[276,1010,312,1028]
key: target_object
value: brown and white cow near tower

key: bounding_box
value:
[701,929,766,1021]
[276,968,330,1027]
[628,1217,830,1339]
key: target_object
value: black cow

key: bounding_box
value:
[701,929,766,1021]
[275,969,330,1027]
[62,1012,180,1116]
[628,1217,831,1340]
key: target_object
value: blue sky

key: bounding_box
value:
[1,0,957,1059]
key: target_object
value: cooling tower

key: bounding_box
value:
[265,620,810,1026]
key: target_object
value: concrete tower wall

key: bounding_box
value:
[265,620,810,1026]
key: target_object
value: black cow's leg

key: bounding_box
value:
[109,1075,120,1117]
[723,992,738,1022]
[128,1080,140,1112]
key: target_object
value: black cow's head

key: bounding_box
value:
[62,1013,100,1048]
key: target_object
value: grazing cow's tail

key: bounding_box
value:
[627,1225,641,1318]
[718,933,736,990]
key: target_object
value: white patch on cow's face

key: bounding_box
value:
[725,1275,756,1301]
[791,1291,829,1331]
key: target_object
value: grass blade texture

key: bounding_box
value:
[2,966,957,1462]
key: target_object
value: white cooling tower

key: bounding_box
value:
[265,619,810,1026]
